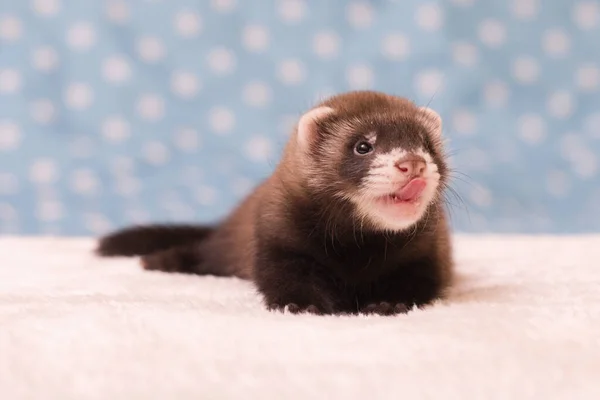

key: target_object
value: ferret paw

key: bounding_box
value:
[140,254,176,272]
[361,302,409,316]
[268,303,323,315]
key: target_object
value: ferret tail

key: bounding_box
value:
[96,224,214,257]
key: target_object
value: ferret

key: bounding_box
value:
[97,90,454,316]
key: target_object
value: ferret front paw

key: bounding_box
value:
[268,303,323,315]
[361,302,409,316]
[140,253,180,272]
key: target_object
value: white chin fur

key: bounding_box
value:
[350,149,441,232]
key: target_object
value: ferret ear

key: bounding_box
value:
[297,106,335,149]
[419,107,442,138]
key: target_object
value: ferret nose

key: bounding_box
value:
[395,155,427,177]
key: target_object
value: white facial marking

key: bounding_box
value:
[351,146,441,232]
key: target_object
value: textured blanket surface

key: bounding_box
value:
[1,235,599,400]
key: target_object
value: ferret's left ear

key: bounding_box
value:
[297,106,335,149]
[419,107,442,138]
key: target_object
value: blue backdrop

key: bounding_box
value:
[1,0,599,235]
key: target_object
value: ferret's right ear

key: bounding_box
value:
[418,107,442,138]
[297,106,335,149]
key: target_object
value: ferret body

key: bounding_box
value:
[97,90,454,315]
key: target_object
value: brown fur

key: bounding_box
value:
[96,90,454,316]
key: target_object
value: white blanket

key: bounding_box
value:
[1,235,599,400]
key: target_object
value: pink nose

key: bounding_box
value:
[395,156,426,177]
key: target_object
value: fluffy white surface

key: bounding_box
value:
[1,235,600,399]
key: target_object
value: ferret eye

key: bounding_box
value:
[354,141,373,155]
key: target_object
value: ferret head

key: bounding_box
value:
[292,91,448,233]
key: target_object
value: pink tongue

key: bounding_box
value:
[395,178,426,201]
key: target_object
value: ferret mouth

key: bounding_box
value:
[378,178,427,205]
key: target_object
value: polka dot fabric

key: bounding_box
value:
[0,0,599,235]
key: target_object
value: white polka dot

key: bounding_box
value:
[478,19,506,47]
[174,128,200,151]
[211,0,237,12]
[84,213,112,235]
[162,196,194,220]
[125,208,149,224]
[0,203,17,223]
[170,71,201,99]
[30,99,56,125]
[66,22,96,51]
[584,113,600,138]
[114,177,140,197]
[562,137,598,178]
[70,169,98,195]
[559,133,583,160]
[207,47,236,74]
[518,114,546,145]
[510,0,539,19]
[346,65,374,89]
[313,31,340,58]
[102,116,130,143]
[511,56,539,84]
[32,0,61,16]
[546,170,570,198]
[0,15,22,41]
[102,55,131,83]
[452,109,477,135]
[381,33,410,61]
[0,173,18,195]
[547,91,575,119]
[137,36,165,63]
[414,69,444,98]
[576,153,598,179]
[559,134,597,179]
[346,2,373,29]
[242,25,269,52]
[573,1,599,30]
[459,147,491,172]
[0,201,19,220]
[106,1,129,23]
[37,200,63,222]
[143,141,169,165]
[278,0,306,23]
[242,81,272,107]
[576,64,600,91]
[483,80,509,107]
[0,69,21,94]
[29,159,58,184]
[231,177,254,198]
[64,83,94,110]
[542,28,570,57]
[277,59,306,85]
[32,46,59,72]
[244,136,274,162]
[174,11,202,37]
[136,94,165,121]
[451,41,478,67]
[209,107,235,134]
[415,3,444,31]
[196,185,218,206]
[469,185,493,208]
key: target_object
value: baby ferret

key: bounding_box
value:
[97,90,454,316]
